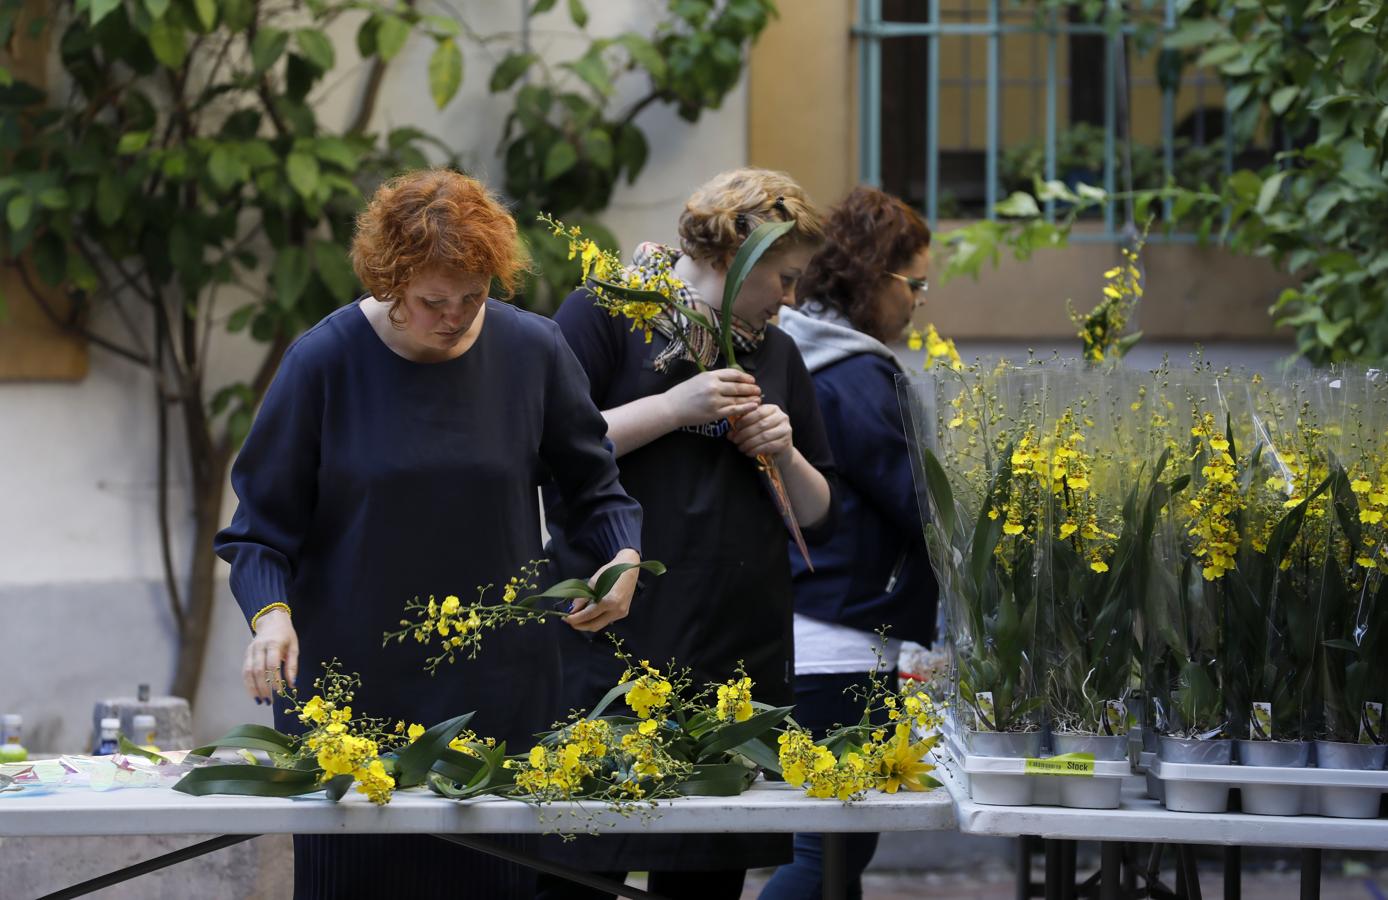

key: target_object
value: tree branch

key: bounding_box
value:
[347,0,417,134]
[11,262,152,367]
[153,317,188,636]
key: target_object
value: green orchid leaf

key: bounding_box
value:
[174,764,323,798]
[393,713,475,787]
[190,724,296,759]
[719,220,794,365]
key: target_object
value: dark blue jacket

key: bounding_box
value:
[779,307,938,646]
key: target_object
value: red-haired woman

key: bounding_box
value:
[215,169,643,899]
[761,185,938,900]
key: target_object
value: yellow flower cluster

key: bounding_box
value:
[715,676,755,723]
[778,722,938,800]
[1186,412,1243,580]
[1349,460,1388,572]
[909,324,963,370]
[620,660,674,720]
[987,410,1116,573]
[540,213,678,343]
[1071,243,1143,364]
[619,719,667,784]
[445,728,496,757]
[386,562,546,674]
[295,677,395,805]
[515,719,612,798]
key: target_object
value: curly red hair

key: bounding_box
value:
[351,169,522,317]
[798,186,931,342]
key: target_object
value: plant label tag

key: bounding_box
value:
[1024,752,1095,777]
[1104,700,1128,735]
[1251,701,1272,740]
[1360,702,1383,745]
[975,691,995,730]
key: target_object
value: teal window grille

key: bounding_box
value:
[854,0,1270,242]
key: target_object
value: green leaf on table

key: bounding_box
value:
[675,762,756,796]
[174,764,323,798]
[323,773,355,801]
[428,39,463,109]
[567,0,588,27]
[393,712,475,787]
[191,723,298,758]
[696,705,794,759]
[730,733,782,774]
[585,680,636,720]
[118,734,171,764]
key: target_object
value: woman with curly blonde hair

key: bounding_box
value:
[539,168,838,899]
[216,168,643,899]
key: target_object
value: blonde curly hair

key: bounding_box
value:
[678,168,824,270]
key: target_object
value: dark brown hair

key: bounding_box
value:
[798,185,931,341]
[351,169,522,321]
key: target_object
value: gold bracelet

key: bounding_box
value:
[251,602,292,632]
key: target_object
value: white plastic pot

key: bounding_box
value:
[965,730,1043,806]
[1235,739,1308,816]
[1051,733,1126,809]
[1314,740,1387,819]
[1158,736,1232,813]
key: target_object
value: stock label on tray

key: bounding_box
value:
[1024,752,1096,777]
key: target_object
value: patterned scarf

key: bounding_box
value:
[630,242,766,371]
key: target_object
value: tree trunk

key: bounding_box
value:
[170,459,229,701]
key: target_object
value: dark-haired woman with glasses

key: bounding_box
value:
[761,185,939,900]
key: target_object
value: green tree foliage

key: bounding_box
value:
[0,0,465,701]
[1163,0,1388,364]
[493,0,777,311]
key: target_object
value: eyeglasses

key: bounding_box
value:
[888,272,929,294]
[888,270,932,305]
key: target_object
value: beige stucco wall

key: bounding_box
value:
[927,223,1295,341]
[747,0,857,210]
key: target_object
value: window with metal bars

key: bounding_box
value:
[855,0,1275,240]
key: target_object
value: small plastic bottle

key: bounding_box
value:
[133,713,159,752]
[94,717,120,756]
[0,715,27,763]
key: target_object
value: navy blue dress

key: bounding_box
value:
[216,300,641,899]
[542,289,838,875]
